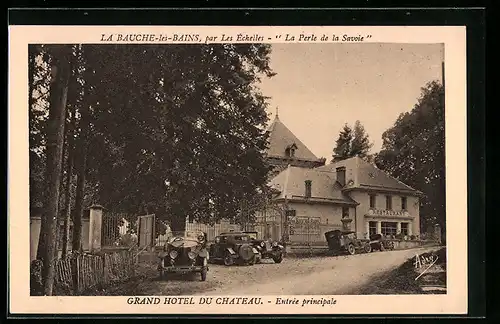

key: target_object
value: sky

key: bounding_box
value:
[258,43,444,159]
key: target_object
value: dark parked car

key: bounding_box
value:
[324,229,372,255]
[209,232,260,266]
[157,230,209,281]
[243,231,284,263]
[368,233,395,251]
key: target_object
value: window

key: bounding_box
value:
[285,144,297,158]
[369,194,376,208]
[401,197,407,210]
[401,223,409,236]
[385,195,392,210]
[342,207,349,218]
[304,180,312,198]
[381,222,398,236]
[369,221,377,236]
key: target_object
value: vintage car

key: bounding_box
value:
[243,231,285,263]
[157,230,209,281]
[208,232,260,266]
[368,233,395,251]
[324,229,372,255]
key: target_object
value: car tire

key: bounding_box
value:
[200,268,207,281]
[223,253,234,266]
[364,244,372,253]
[347,244,356,255]
[273,254,283,264]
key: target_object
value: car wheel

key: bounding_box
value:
[347,244,356,255]
[364,244,372,253]
[273,254,283,263]
[223,253,234,266]
[200,268,207,281]
[248,255,256,265]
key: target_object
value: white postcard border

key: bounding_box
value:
[8,25,467,315]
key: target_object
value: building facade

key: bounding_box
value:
[258,114,422,243]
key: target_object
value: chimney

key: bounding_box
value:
[304,180,312,198]
[336,167,346,187]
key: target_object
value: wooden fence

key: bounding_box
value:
[32,250,136,296]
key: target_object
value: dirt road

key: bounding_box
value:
[105,246,440,296]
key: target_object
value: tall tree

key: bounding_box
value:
[79,44,274,232]
[36,45,72,295]
[375,81,445,241]
[351,120,374,159]
[331,121,373,162]
[332,123,353,161]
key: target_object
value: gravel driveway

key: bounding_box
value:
[105,246,440,296]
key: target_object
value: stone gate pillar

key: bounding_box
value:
[88,204,104,252]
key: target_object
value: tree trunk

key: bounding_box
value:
[53,122,69,260]
[169,204,186,232]
[71,146,86,253]
[37,45,71,296]
[61,123,74,258]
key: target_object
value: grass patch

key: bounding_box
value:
[354,247,447,295]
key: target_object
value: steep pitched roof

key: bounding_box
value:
[269,165,357,205]
[315,156,421,195]
[266,115,319,161]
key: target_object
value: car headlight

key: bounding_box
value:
[169,250,178,259]
[187,251,196,260]
[260,242,265,247]
[272,242,278,247]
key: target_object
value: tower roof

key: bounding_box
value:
[266,114,319,161]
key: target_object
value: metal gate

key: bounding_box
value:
[290,216,322,245]
[137,214,155,250]
[101,212,129,247]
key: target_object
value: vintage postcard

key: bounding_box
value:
[8,25,467,315]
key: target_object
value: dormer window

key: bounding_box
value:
[285,143,297,158]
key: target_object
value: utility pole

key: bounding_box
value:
[442,61,445,89]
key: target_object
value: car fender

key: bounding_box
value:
[158,251,168,259]
[198,249,209,259]
[226,247,236,255]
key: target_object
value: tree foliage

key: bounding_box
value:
[374,81,445,238]
[332,121,373,162]
[30,43,276,241]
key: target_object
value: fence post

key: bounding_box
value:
[71,255,80,294]
[102,254,108,286]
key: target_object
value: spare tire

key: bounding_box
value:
[238,244,253,261]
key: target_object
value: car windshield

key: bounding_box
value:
[244,232,258,240]
[167,230,205,243]
[233,235,250,242]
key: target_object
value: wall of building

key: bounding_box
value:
[348,190,420,238]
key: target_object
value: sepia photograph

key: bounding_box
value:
[8,25,468,315]
[28,41,446,296]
